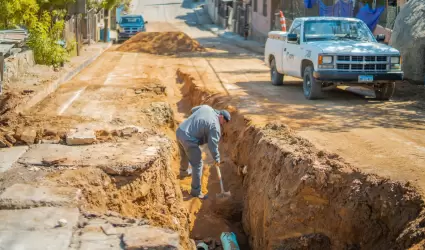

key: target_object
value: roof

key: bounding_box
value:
[121,14,144,18]
[0,44,14,55]
[296,16,361,22]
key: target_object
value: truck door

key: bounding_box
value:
[283,20,303,77]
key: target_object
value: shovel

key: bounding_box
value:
[215,163,231,200]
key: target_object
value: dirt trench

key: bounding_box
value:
[176,69,425,249]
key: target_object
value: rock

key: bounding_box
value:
[123,225,181,249]
[0,146,28,173]
[66,128,96,145]
[57,218,68,227]
[105,216,131,227]
[28,166,40,172]
[389,0,425,83]
[0,207,78,250]
[0,184,81,209]
[4,134,16,144]
[119,126,139,137]
[41,138,61,144]
[101,224,120,235]
[21,128,37,145]
[135,89,142,94]
[0,138,12,148]
[106,210,122,218]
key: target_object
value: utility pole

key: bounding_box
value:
[0,53,4,95]
[103,9,109,42]
[75,15,80,56]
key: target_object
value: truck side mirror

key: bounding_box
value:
[376,34,385,42]
[287,33,298,43]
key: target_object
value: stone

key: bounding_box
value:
[66,128,96,145]
[0,137,12,148]
[57,218,68,227]
[0,146,28,173]
[0,183,81,209]
[18,138,169,175]
[21,128,37,145]
[101,224,121,235]
[389,0,425,83]
[123,225,181,249]
[4,134,16,144]
[0,207,79,231]
[0,229,73,250]
[119,126,139,137]
[0,207,78,250]
[105,216,131,227]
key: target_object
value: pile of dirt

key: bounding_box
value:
[117,32,205,55]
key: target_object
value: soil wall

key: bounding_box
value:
[176,69,425,249]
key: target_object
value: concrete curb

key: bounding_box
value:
[16,42,112,113]
[193,8,265,55]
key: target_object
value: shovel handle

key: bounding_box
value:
[215,165,225,193]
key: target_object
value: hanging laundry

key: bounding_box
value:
[356,3,385,31]
[318,0,354,17]
[304,0,318,8]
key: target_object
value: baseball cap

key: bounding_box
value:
[220,110,231,122]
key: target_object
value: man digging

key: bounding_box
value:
[176,105,231,199]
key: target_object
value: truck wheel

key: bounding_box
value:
[303,66,322,100]
[271,58,284,86]
[375,82,395,100]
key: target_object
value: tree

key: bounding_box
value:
[0,0,39,29]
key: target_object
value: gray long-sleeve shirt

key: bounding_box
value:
[177,105,221,163]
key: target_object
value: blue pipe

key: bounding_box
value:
[220,232,240,250]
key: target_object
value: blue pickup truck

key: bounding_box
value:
[117,15,147,42]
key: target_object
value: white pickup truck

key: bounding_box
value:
[265,17,404,100]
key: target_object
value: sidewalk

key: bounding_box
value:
[193,7,265,54]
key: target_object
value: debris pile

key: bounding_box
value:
[117,32,205,55]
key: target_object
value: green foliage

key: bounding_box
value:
[0,0,39,29]
[27,11,68,68]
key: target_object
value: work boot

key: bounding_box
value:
[191,192,208,200]
[179,168,192,179]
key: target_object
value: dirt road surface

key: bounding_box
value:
[0,0,425,249]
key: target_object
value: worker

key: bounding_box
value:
[176,105,231,199]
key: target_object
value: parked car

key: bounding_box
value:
[264,17,404,100]
[117,15,147,42]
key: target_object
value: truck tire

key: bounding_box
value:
[303,66,322,100]
[375,82,395,100]
[270,58,284,86]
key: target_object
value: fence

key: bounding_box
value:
[234,4,252,36]
[64,9,102,55]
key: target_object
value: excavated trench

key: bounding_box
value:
[176,69,425,250]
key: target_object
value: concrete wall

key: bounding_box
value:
[251,0,272,43]
[4,50,35,83]
[206,0,218,24]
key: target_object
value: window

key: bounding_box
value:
[263,0,267,17]
[254,0,258,12]
[289,21,301,36]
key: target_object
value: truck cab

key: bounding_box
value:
[117,15,147,42]
[265,17,403,100]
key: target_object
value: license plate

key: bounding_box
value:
[358,75,374,82]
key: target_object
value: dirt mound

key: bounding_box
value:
[117,32,204,55]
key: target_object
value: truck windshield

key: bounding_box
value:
[304,20,374,42]
[121,17,143,24]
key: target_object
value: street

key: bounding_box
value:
[0,0,424,249]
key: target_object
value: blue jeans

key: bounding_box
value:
[176,129,203,196]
